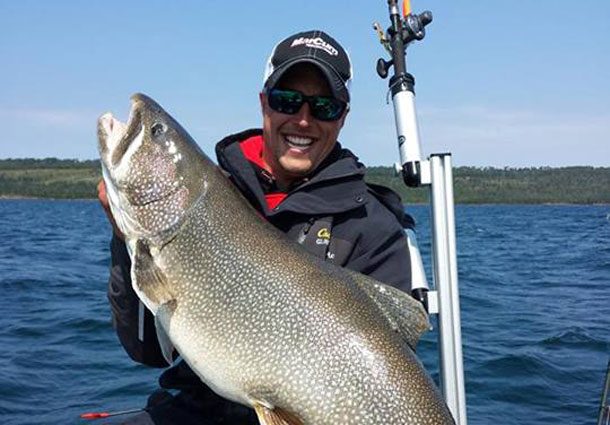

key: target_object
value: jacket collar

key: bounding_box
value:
[215,129,369,216]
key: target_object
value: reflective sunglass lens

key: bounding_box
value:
[268,89,345,121]
[311,97,344,121]
[269,90,301,114]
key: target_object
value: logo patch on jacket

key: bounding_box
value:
[316,228,331,245]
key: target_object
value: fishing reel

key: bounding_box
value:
[374,5,433,79]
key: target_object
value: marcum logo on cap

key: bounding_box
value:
[290,37,339,56]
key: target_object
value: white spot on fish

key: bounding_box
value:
[168,140,177,154]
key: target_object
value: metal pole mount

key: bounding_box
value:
[374,3,468,424]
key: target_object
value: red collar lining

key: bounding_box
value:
[239,135,288,210]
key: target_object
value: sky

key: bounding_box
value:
[1,0,608,167]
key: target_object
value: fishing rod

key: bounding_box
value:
[598,359,610,425]
[80,407,145,420]
[374,1,468,424]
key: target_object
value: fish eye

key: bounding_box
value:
[151,123,166,137]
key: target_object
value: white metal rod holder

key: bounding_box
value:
[393,90,423,164]
[429,154,467,425]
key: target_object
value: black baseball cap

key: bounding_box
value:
[263,30,353,103]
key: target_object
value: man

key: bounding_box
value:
[99,30,415,425]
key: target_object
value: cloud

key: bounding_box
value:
[0,107,95,127]
[0,106,101,159]
[420,105,609,140]
[417,105,610,166]
[343,103,610,167]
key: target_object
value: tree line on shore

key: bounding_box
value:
[1,158,609,203]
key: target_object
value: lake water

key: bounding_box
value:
[0,200,608,425]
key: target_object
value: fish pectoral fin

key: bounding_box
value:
[133,239,175,306]
[347,270,431,351]
[155,301,177,365]
[253,403,303,425]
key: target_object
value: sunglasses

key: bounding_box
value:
[267,88,348,122]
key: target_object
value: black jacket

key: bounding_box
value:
[107,129,413,422]
[215,129,413,289]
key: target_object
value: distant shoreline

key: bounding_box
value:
[2,159,610,204]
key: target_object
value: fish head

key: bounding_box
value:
[98,93,208,242]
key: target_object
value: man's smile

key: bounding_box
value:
[284,134,315,151]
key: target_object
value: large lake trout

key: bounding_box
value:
[98,94,455,425]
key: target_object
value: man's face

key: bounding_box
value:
[260,63,347,188]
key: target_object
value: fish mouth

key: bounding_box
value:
[98,112,128,167]
[97,93,159,171]
[97,94,155,237]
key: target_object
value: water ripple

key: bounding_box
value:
[0,201,608,425]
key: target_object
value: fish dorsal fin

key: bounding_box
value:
[253,403,303,425]
[133,239,175,308]
[347,270,431,350]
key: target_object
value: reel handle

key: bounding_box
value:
[376,58,393,79]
